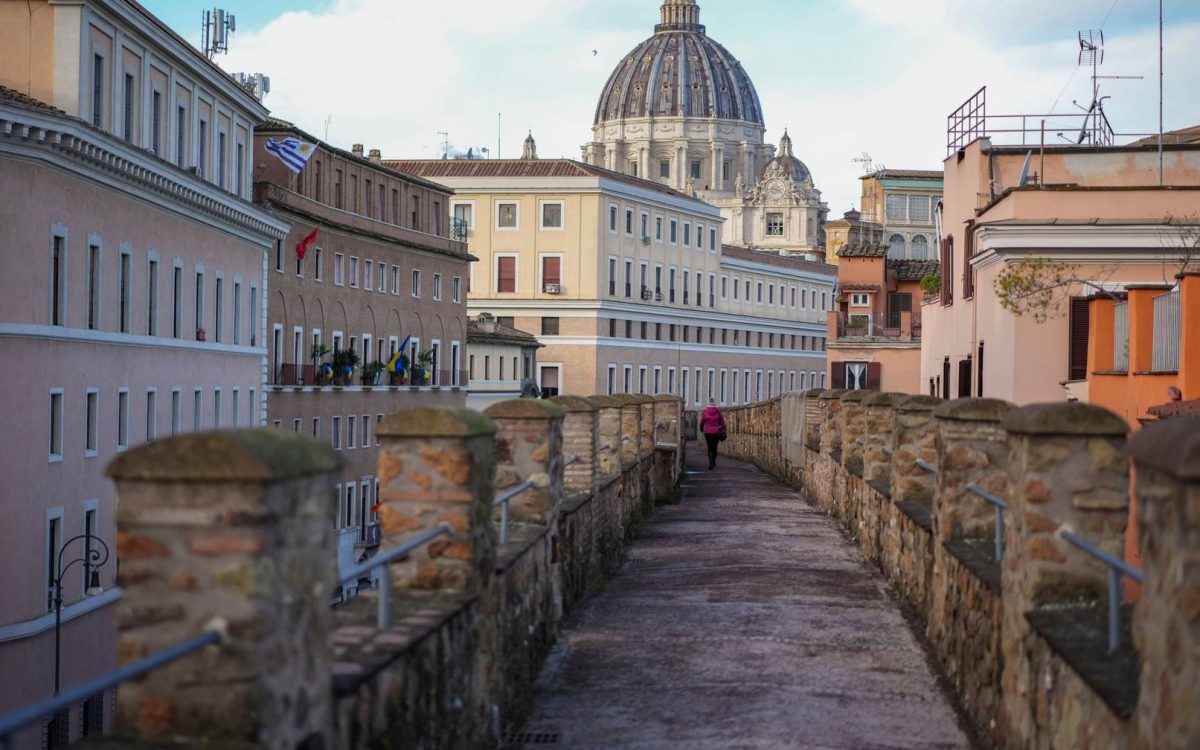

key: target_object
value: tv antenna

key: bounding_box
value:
[202,8,236,59]
[851,152,876,174]
[1072,29,1142,144]
[438,131,450,159]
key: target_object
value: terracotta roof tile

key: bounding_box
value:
[0,85,64,114]
[719,246,837,276]
[889,259,941,281]
[836,242,888,258]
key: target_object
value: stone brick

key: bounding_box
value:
[136,694,176,737]
[1024,479,1052,504]
[419,446,471,484]
[188,535,264,556]
[1027,537,1066,562]
[378,505,425,533]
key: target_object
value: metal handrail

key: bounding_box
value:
[493,455,579,544]
[916,459,938,474]
[965,483,1007,561]
[337,523,452,630]
[1061,530,1144,652]
[882,447,895,457]
[0,628,223,748]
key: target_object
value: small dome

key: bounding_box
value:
[594,1,764,127]
[762,130,811,183]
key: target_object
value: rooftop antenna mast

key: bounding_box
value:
[201,8,236,59]
[1073,29,1143,144]
[851,152,874,174]
[438,131,450,159]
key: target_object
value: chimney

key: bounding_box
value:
[368,148,381,162]
[351,143,364,157]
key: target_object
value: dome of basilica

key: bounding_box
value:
[593,0,764,127]
[760,131,812,185]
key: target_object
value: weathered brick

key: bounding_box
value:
[189,535,264,556]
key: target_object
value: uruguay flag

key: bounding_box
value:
[265,137,316,173]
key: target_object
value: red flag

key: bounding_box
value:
[296,227,319,260]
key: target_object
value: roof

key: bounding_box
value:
[720,245,837,276]
[385,158,704,204]
[594,1,762,127]
[863,169,943,181]
[467,319,543,348]
[1129,124,1200,146]
[256,117,454,195]
[0,85,63,114]
[840,283,881,292]
[836,242,888,258]
[889,259,941,281]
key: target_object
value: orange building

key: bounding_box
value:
[826,240,936,393]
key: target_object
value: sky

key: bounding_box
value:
[143,0,1200,213]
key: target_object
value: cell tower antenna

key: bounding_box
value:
[202,8,236,59]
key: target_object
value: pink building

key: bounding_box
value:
[923,87,1200,403]
[0,1,287,745]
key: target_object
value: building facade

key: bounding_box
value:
[387,155,836,406]
[923,88,1200,404]
[582,0,827,255]
[465,313,543,410]
[824,208,883,265]
[0,0,288,742]
[253,120,470,588]
[859,169,942,261]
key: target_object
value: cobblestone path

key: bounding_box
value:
[513,445,971,749]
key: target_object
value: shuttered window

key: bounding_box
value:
[1068,297,1091,381]
[958,357,973,398]
[940,236,954,306]
[542,256,561,286]
[497,257,516,293]
[963,221,976,299]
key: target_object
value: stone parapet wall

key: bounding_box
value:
[103,397,684,749]
[718,394,1199,750]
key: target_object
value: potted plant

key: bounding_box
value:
[920,273,941,298]
[362,360,386,386]
[310,343,331,385]
[330,348,360,386]
[415,348,436,385]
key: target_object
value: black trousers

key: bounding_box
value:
[704,434,720,468]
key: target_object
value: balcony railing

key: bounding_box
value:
[834,311,921,339]
[1113,302,1129,372]
[1151,290,1181,372]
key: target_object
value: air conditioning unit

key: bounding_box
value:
[640,287,653,301]
[654,291,664,301]
[543,283,562,294]
[641,235,652,245]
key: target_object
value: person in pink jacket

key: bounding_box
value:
[698,398,726,470]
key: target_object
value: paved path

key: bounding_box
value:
[514,446,970,750]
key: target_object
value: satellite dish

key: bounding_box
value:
[1018,150,1033,187]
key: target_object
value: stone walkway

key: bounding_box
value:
[513,446,970,749]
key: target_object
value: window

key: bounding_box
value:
[171,389,181,435]
[236,143,244,195]
[690,160,702,179]
[768,284,775,305]
[608,257,617,296]
[49,389,64,460]
[332,416,341,449]
[496,256,516,293]
[145,390,157,440]
[249,285,257,346]
[193,389,202,431]
[217,131,226,188]
[87,243,100,330]
[51,234,67,326]
[410,195,420,229]
[122,73,135,140]
[213,277,223,343]
[232,281,240,345]
[117,389,129,450]
[541,201,563,229]
[212,388,221,428]
[433,273,442,301]
[349,256,359,288]
[313,248,323,281]
[541,256,562,292]
[453,202,474,229]
[197,119,206,177]
[335,253,345,285]
[175,105,186,167]
[116,249,135,333]
[710,228,717,250]
[766,213,784,236]
[696,224,703,250]
[624,260,633,297]
[885,194,907,221]
[452,276,462,303]
[887,233,906,260]
[625,208,634,235]
[911,234,930,259]
[655,216,663,241]
[496,202,518,229]
[909,195,931,222]
[669,268,677,302]
[607,364,616,395]
[91,55,103,127]
[362,260,371,289]
[608,204,618,232]
[411,269,421,297]
[683,222,691,246]
[659,160,670,178]
[362,413,371,446]
[348,416,356,449]
[669,219,677,244]
[641,212,649,238]
[541,317,560,335]
[147,258,159,335]
[756,281,763,303]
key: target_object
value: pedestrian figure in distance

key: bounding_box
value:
[698,398,727,470]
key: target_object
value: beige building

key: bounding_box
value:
[582,0,827,256]
[387,153,836,405]
[253,119,470,591]
[0,0,288,743]
[824,208,883,265]
[465,313,543,410]
[859,169,943,261]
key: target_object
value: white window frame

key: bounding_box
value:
[116,387,130,451]
[494,253,519,294]
[538,253,564,294]
[539,200,565,231]
[496,200,520,231]
[84,387,99,457]
[452,276,462,303]
[348,256,359,288]
[411,269,421,298]
[607,203,618,234]
[433,272,442,301]
[334,253,345,286]
[451,200,476,229]
[48,388,65,462]
[170,387,182,435]
[851,293,871,307]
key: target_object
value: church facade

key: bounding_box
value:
[582,0,827,257]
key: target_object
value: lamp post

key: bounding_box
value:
[52,533,110,695]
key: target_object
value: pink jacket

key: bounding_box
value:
[699,406,726,435]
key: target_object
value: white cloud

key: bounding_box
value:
[217,0,1200,215]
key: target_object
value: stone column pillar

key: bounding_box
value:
[862,392,904,487]
[1127,416,1200,749]
[932,398,1015,547]
[999,403,1129,746]
[376,407,497,592]
[639,396,656,457]
[839,390,869,475]
[817,389,847,458]
[890,395,941,506]
[588,395,623,483]
[106,430,341,747]
[801,388,825,451]
[483,399,565,526]
[711,143,723,189]
[652,395,683,500]
[549,396,599,498]
[614,395,643,464]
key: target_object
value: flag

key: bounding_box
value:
[388,335,412,373]
[296,227,319,260]
[264,137,316,173]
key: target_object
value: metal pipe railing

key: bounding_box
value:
[965,483,1007,561]
[915,459,938,474]
[492,455,578,545]
[337,523,452,629]
[0,628,223,748]
[1060,530,1144,652]
[882,446,895,457]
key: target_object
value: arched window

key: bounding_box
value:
[887,233,906,260]
[911,234,929,259]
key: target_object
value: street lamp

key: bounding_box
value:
[52,533,110,695]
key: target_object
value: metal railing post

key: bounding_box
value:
[995,504,1005,561]
[378,565,391,631]
[1108,567,1121,652]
